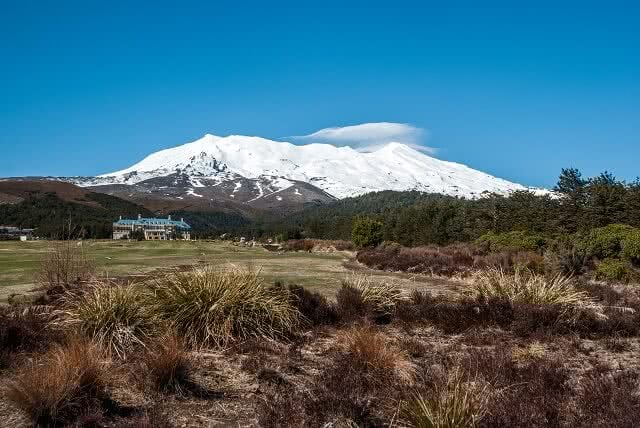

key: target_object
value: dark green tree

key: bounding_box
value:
[351,217,384,248]
[554,168,587,233]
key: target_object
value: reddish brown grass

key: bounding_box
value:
[5,338,110,426]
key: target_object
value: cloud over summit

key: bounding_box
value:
[292,122,434,153]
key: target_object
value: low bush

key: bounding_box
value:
[595,258,629,282]
[357,243,544,277]
[476,230,546,253]
[284,283,339,326]
[55,281,154,358]
[580,223,637,260]
[283,239,315,252]
[35,241,95,294]
[336,284,368,323]
[148,266,300,347]
[6,338,110,427]
[622,230,640,264]
[0,306,61,368]
[571,370,640,427]
[544,237,590,275]
[476,352,569,427]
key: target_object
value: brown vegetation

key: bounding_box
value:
[5,338,110,427]
[357,242,544,277]
[2,261,640,427]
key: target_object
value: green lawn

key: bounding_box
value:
[0,240,461,302]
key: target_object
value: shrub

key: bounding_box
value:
[295,327,413,425]
[285,284,339,326]
[35,241,95,293]
[142,334,195,395]
[148,266,300,347]
[460,348,570,427]
[470,269,601,313]
[283,239,315,252]
[6,338,110,426]
[580,223,637,259]
[572,370,640,427]
[336,284,368,323]
[544,237,589,275]
[0,306,61,368]
[476,231,546,253]
[55,281,154,358]
[621,229,640,264]
[356,243,544,277]
[352,217,384,248]
[341,274,408,317]
[405,370,487,428]
[595,258,629,282]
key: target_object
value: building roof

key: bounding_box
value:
[114,217,191,230]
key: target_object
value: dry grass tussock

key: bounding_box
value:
[5,338,110,427]
[141,334,195,395]
[470,269,605,317]
[338,325,416,384]
[342,274,409,316]
[404,370,488,428]
[54,280,154,358]
[147,266,301,348]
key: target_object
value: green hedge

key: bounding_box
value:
[476,231,546,253]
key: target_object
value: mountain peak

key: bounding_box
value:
[86,132,532,199]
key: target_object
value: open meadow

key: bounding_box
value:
[0,240,461,303]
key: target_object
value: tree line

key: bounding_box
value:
[248,169,640,247]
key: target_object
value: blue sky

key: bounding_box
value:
[1,0,638,187]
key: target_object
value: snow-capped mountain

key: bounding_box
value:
[77,133,535,200]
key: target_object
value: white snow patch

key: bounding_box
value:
[186,189,203,198]
[90,132,544,198]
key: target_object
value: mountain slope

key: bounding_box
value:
[78,134,535,200]
[0,180,154,238]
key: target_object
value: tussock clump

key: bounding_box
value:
[6,338,110,427]
[148,266,300,348]
[142,334,195,395]
[405,370,488,428]
[471,269,602,316]
[338,326,416,384]
[55,281,153,358]
[341,274,408,318]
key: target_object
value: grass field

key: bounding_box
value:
[0,240,461,302]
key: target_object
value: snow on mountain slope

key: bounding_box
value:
[86,133,535,199]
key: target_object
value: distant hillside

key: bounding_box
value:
[0,180,154,238]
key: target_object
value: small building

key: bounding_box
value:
[112,215,191,240]
[0,226,35,241]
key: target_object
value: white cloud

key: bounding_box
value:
[292,122,435,154]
